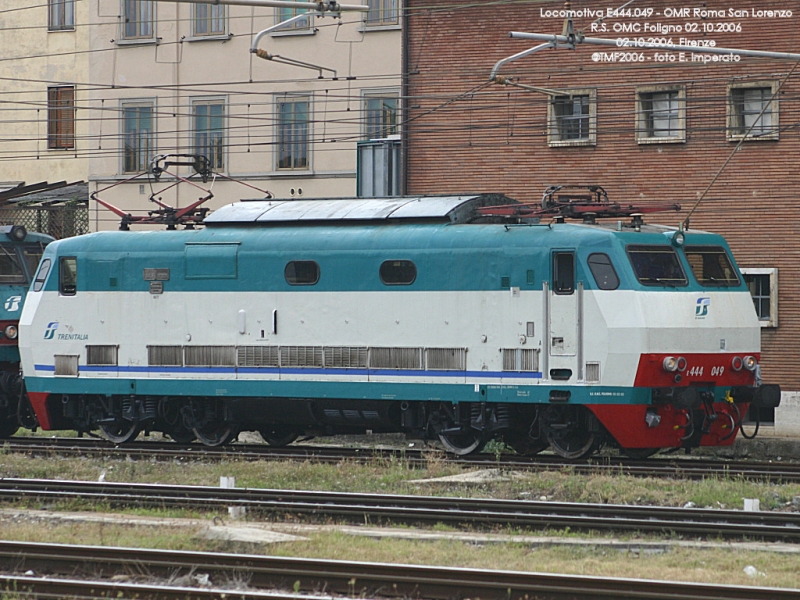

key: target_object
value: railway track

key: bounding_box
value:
[1,540,797,600]
[4,435,800,483]
[2,478,800,542]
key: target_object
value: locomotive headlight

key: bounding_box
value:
[676,357,687,372]
[743,355,758,371]
[671,231,685,247]
[663,356,679,372]
[731,356,744,371]
[4,325,17,340]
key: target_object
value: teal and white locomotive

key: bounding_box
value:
[0,226,54,436]
[17,189,779,457]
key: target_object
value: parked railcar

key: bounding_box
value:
[17,194,779,457]
[0,226,55,436]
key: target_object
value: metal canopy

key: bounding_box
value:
[204,195,514,225]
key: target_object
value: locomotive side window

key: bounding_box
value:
[59,256,77,295]
[380,260,417,285]
[32,258,51,292]
[627,245,687,287]
[587,253,619,290]
[284,260,319,286]
[684,246,741,287]
[553,252,575,294]
[0,247,26,284]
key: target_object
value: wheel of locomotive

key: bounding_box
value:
[620,447,660,459]
[259,426,299,447]
[0,417,19,438]
[192,424,236,447]
[438,430,488,456]
[504,432,549,456]
[98,419,140,444]
[168,425,196,445]
[544,405,602,460]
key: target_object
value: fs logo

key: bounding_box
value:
[44,322,59,340]
[3,296,21,311]
[695,297,711,318]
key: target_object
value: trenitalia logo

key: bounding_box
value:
[44,322,59,340]
[695,297,711,318]
[3,295,21,311]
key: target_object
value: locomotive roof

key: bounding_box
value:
[203,194,514,225]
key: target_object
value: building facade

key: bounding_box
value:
[86,0,402,230]
[0,0,90,189]
[403,0,800,426]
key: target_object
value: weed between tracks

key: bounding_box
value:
[2,436,800,589]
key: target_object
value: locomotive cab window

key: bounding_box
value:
[32,258,51,292]
[684,246,740,287]
[0,247,26,284]
[553,252,575,294]
[380,260,416,285]
[284,260,319,285]
[59,256,77,295]
[587,253,619,290]
[627,245,687,287]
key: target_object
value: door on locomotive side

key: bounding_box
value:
[547,250,582,382]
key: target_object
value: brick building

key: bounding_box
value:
[403,0,800,423]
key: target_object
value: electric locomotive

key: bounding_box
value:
[17,190,779,457]
[0,225,55,437]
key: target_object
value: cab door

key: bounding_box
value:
[546,251,583,381]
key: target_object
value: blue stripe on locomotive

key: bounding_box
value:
[35,223,749,294]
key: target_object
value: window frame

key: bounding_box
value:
[379,260,416,286]
[548,89,597,147]
[552,251,575,295]
[59,256,77,296]
[363,91,399,140]
[121,0,155,42]
[192,2,226,37]
[626,245,688,288]
[275,95,311,171]
[683,245,741,288]
[284,261,320,286]
[741,267,778,328]
[727,81,779,142]
[47,86,76,150]
[586,253,619,290]
[272,6,312,34]
[48,0,75,31]
[635,85,686,144]
[121,99,155,174]
[191,97,226,171]
[33,258,52,293]
[364,0,400,28]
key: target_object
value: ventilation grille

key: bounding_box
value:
[585,362,601,383]
[86,345,118,366]
[370,347,423,370]
[502,348,540,372]
[148,346,183,367]
[237,346,279,367]
[426,348,467,371]
[281,346,324,368]
[324,346,368,369]
[54,355,79,376]
[184,346,236,367]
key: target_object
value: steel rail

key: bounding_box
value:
[5,436,800,483]
[3,478,800,542]
[0,574,320,600]
[0,540,797,600]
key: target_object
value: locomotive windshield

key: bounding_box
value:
[0,246,26,284]
[626,245,688,287]
[683,245,740,287]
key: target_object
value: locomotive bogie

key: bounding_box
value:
[17,196,778,457]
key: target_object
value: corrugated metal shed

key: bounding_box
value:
[204,194,515,225]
